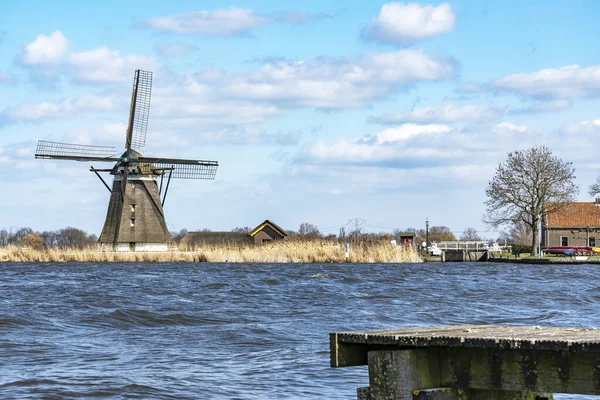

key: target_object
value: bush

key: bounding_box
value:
[511,244,532,255]
[20,233,46,250]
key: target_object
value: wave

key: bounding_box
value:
[0,315,35,327]
[83,309,218,329]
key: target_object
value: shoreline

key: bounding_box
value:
[0,242,422,263]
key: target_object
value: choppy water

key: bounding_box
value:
[0,262,598,399]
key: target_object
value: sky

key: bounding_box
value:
[1,1,600,238]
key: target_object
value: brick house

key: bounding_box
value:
[542,201,600,248]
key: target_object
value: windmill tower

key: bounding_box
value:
[35,70,218,251]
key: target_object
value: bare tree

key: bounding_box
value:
[497,219,532,245]
[56,227,92,248]
[484,146,577,256]
[460,227,482,241]
[232,226,252,233]
[8,227,33,244]
[170,229,189,244]
[429,226,457,242]
[298,222,320,238]
[589,176,600,198]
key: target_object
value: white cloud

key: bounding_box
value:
[0,95,119,124]
[58,123,127,146]
[371,102,504,124]
[147,7,268,36]
[221,50,455,109]
[18,32,157,84]
[495,121,528,133]
[69,46,157,83]
[146,8,327,37]
[361,2,455,45]
[364,123,451,144]
[20,30,69,65]
[509,99,572,114]
[560,119,600,136]
[307,123,454,165]
[492,64,600,98]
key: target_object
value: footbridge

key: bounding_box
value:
[429,241,511,262]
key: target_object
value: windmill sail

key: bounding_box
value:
[35,140,118,162]
[125,69,152,153]
[137,157,218,179]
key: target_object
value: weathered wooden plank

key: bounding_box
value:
[330,333,371,367]
[333,325,600,360]
[439,347,600,395]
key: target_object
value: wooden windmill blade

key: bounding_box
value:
[125,69,152,154]
[34,140,119,162]
[137,157,219,179]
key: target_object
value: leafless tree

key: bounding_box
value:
[589,175,600,198]
[484,146,577,256]
[497,218,532,245]
[232,226,252,233]
[460,227,482,241]
[429,226,457,242]
[298,222,320,238]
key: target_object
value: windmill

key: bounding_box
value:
[35,69,218,251]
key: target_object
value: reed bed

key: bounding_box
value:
[0,241,421,263]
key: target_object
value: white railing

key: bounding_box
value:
[433,241,511,252]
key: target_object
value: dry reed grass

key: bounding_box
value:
[0,241,421,263]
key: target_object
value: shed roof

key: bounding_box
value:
[546,202,600,227]
[249,220,288,237]
[396,232,415,237]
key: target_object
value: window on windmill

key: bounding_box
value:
[131,204,136,213]
[130,218,135,227]
[131,182,136,189]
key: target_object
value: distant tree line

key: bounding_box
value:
[0,227,98,249]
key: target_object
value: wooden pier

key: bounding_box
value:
[330,325,600,399]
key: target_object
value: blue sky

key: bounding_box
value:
[1,1,600,238]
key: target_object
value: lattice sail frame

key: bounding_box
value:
[127,70,152,153]
[139,161,218,179]
[35,140,117,159]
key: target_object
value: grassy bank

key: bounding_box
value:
[0,241,421,263]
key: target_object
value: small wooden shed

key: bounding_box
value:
[249,220,288,245]
[396,231,415,245]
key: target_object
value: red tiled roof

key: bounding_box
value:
[546,202,600,227]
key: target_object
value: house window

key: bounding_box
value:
[561,236,569,246]
[590,237,596,247]
[130,218,135,227]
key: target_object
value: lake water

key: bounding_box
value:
[0,262,598,399]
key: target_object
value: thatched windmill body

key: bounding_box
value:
[35,70,218,251]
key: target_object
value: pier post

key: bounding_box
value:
[364,349,552,400]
